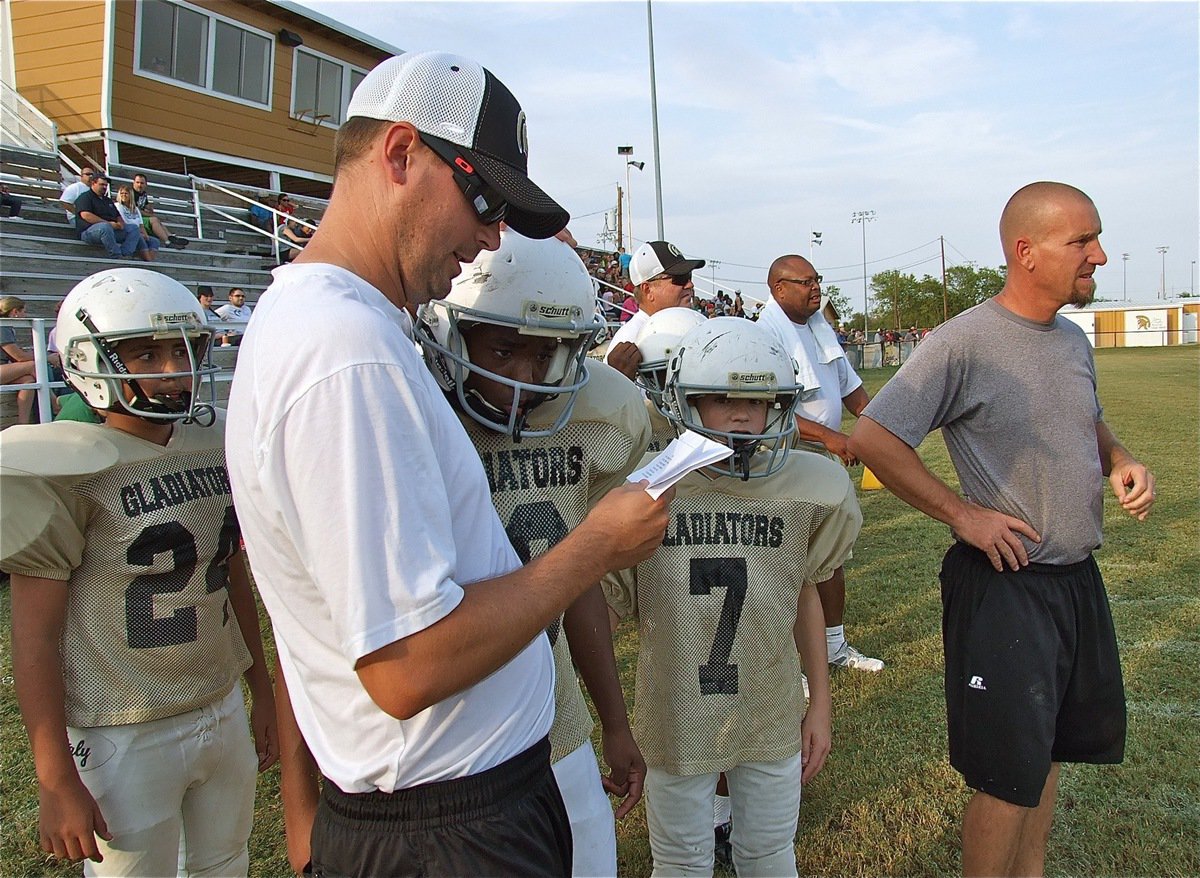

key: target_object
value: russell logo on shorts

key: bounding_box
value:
[968,675,987,691]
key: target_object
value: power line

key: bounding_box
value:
[713,238,942,273]
[942,238,976,265]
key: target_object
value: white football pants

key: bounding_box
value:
[553,741,618,878]
[645,752,803,878]
[69,684,258,878]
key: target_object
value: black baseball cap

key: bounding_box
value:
[346,51,569,240]
[630,240,706,285]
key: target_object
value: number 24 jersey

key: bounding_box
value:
[0,416,251,728]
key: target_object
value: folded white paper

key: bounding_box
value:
[627,430,733,499]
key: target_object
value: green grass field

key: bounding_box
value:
[2,346,1197,877]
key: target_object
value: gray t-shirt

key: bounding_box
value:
[863,298,1103,564]
[0,325,18,364]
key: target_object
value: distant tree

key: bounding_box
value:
[944,264,1006,318]
[823,284,852,323]
[866,264,1007,329]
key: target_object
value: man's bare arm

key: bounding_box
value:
[841,386,869,417]
[848,416,1040,572]
[563,584,645,818]
[356,482,671,720]
[1096,420,1155,520]
[794,413,855,464]
[274,662,320,876]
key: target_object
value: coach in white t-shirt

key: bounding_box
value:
[757,253,885,674]
[225,51,670,878]
[603,239,704,381]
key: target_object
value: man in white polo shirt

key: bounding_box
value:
[226,51,671,877]
[757,253,884,673]
[604,239,704,381]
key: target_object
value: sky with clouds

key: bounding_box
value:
[297,0,1198,307]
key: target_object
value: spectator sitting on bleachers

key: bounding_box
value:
[276,193,297,219]
[1,183,23,219]
[131,173,189,249]
[249,193,276,232]
[197,286,226,346]
[621,289,638,322]
[279,217,314,263]
[75,174,146,260]
[216,288,252,346]
[59,166,96,220]
[1,296,60,425]
[114,185,160,261]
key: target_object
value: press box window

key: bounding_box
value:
[292,49,369,127]
[136,0,273,109]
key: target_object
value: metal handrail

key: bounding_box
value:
[190,175,319,262]
[0,80,58,152]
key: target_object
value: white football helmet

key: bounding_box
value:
[417,230,604,440]
[57,268,217,424]
[634,307,706,415]
[664,317,801,480]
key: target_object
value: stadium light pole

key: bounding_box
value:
[851,210,875,336]
[626,158,644,250]
[1157,245,1169,299]
[1191,260,1196,296]
[616,145,632,250]
[646,0,665,239]
[1122,253,1129,301]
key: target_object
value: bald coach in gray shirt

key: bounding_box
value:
[849,181,1155,878]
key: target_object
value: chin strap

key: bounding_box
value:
[183,400,217,427]
[462,387,547,444]
[731,440,756,481]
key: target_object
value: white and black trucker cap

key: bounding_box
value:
[630,240,706,286]
[347,51,569,239]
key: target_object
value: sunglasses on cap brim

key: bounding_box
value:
[650,272,692,286]
[422,135,509,226]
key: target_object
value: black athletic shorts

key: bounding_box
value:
[310,736,572,877]
[940,542,1126,808]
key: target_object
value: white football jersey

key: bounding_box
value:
[461,360,650,763]
[607,450,861,775]
[645,399,678,453]
[0,416,251,727]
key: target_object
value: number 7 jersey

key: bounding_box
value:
[0,416,251,728]
[608,450,862,775]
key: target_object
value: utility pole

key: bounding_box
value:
[1122,253,1129,301]
[940,235,948,323]
[615,184,624,253]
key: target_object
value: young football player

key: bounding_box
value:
[2,268,277,878]
[607,317,862,877]
[275,232,651,877]
[633,306,707,453]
